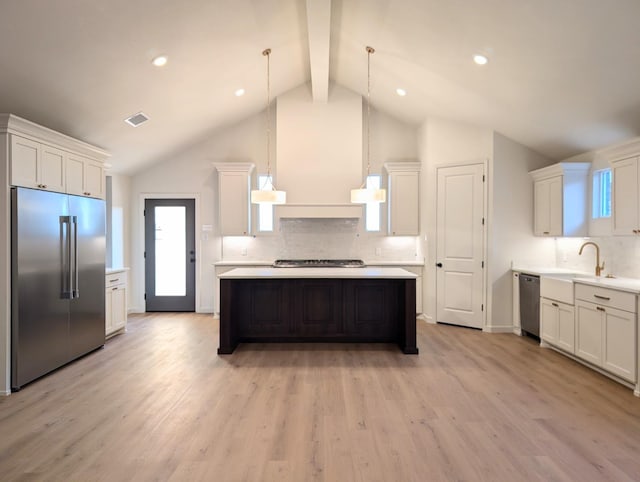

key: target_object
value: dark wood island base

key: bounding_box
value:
[218,277,418,355]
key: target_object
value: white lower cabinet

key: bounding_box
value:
[106,271,127,337]
[575,300,603,366]
[541,298,575,353]
[603,306,636,382]
[575,284,637,384]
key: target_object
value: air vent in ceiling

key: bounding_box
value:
[124,112,149,127]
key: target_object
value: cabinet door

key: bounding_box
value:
[611,157,639,235]
[111,285,127,331]
[294,280,342,336]
[534,177,563,236]
[84,159,104,198]
[540,298,559,345]
[40,145,66,192]
[534,179,550,235]
[556,302,575,353]
[219,171,250,235]
[575,300,602,366]
[343,280,396,340]
[10,135,40,188]
[66,154,85,196]
[548,176,563,236]
[389,171,419,235]
[105,288,113,335]
[236,280,291,336]
[603,306,636,382]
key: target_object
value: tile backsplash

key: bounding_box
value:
[556,236,640,278]
[221,218,421,262]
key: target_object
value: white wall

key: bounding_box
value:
[128,93,420,314]
[491,133,555,329]
[129,113,267,313]
[109,174,131,269]
[417,117,494,325]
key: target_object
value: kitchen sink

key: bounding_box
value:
[540,275,574,304]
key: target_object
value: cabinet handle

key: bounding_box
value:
[596,306,606,312]
[593,294,610,301]
[551,302,559,307]
[112,287,118,291]
[634,230,638,234]
[543,231,550,235]
[110,278,119,283]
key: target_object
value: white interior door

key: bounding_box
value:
[436,163,485,329]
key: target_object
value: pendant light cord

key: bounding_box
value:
[262,48,273,190]
[366,46,373,179]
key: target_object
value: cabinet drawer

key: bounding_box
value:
[575,283,636,313]
[106,272,126,286]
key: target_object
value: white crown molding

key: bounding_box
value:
[0,113,110,161]
[384,160,421,172]
[213,162,255,173]
[529,162,591,181]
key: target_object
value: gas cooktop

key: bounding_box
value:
[273,259,365,268]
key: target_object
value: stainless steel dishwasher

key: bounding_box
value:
[519,273,540,338]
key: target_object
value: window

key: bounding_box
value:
[257,175,274,232]
[365,175,382,231]
[592,168,612,219]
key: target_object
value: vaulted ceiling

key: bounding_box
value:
[1,0,640,174]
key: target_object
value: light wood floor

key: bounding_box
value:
[1,314,640,481]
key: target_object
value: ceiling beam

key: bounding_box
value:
[306,0,331,103]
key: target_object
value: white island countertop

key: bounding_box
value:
[219,267,418,279]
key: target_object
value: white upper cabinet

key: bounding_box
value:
[611,156,640,235]
[215,163,254,236]
[66,154,105,198]
[3,115,109,199]
[10,135,65,192]
[530,162,590,236]
[384,161,420,236]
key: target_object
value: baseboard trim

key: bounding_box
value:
[483,325,515,333]
[419,314,435,324]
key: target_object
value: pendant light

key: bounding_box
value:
[351,46,386,204]
[251,48,286,204]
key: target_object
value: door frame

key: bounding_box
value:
[434,159,488,330]
[138,193,201,312]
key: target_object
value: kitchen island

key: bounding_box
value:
[218,267,418,354]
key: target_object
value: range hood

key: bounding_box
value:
[275,83,364,219]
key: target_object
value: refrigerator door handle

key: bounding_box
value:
[60,215,73,299]
[72,215,79,299]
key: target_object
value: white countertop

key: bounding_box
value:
[512,266,590,276]
[106,267,129,275]
[364,260,424,266]
[214,260,273,266]
[215,260,424,267]
[219,267,418,279]
[572,276,640,294]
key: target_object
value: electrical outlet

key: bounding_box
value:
[241,248,247,256]
[375,247,382,256]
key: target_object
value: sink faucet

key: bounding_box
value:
[578,241,605,277]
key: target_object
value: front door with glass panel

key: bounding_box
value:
[145,199,195,311]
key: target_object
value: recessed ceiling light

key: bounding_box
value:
[473,54,488,65]
[235,88,245,97]
[396,88,407,97]
[151,55,168,67]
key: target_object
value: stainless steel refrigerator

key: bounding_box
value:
[11,187,106,390]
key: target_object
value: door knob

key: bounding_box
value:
[436,262,443,268]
